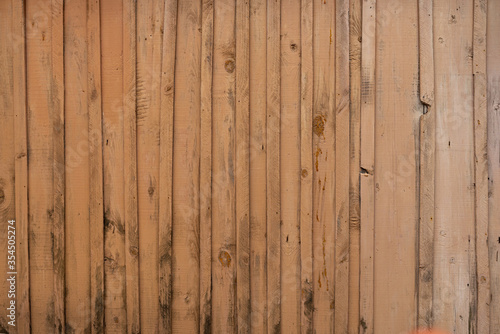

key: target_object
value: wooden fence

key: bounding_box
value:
[0,0,499,333]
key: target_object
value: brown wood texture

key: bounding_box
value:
[0,0,499,333]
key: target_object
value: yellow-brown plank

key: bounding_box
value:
[300,0,314,332]
[280,0,301,331]
[487,1,500,331]
[172,0,202,332]
[348,0,362,332]
[199,0,213,332]
[101,1,127,331]
[267,0,281,331]
[159,0,178,332]
[249,0,268,331]
[473,0,489,333]
[26,0,65,331]
[64,0,90,331]
[417,0,435,329]
[312,0,335,331]
[433,0,475,332]
[123,0,141,332]
[136,0,164,331]
[373,0,420,332]
[359,0,375,332]
[212,0,236,330]
[236,0,251,332]
[335,0,350,332]
[12,0,30,331]
[0,1,16,331]
[87,0,104,331]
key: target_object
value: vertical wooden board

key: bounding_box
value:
[123,0,140,332]
[487,1,500,332]
[335,0,350,332]
[101,1,127,331]
[199,0,213,332]
[136,0,164,331]
[212,0,237,331]
[266,0,281,332]
[0,0,16,331]
[473,1,489,333]
[348,0,362,332]
[236,0,251,332]
[26,0,65,331]
[172,0,202,332]
[280,0,301,332]
[300,0,314,332]
[359,0,376,332]
[433,0,475,332]
[249,0,268,331]
[87,0,104,331]
[417,0,435,329]
[12,0,30,331]
[312,0,335,331]
[64,0,91,331]
[159,0,178,332]
[373,0,420,332]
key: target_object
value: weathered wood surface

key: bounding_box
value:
[0,1,498,333]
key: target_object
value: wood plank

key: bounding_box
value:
[359,0,376,332]
[433,0,476,332]
[87,0,104,331]
[249,0,268,331]
[373,1,420,332]
[64,0,91,331]
[26,0,65,331]
[123,0,140,332]
[335,0,351,332]
[136,0,164,331]
[171,0,202,332]
[487,1,500,332]
[0,1,16,331]
[159,0,178,332]
[199,0,213,332]
[12,0,30,331]
[100,1,128,331]
[312,0,335,331]
[417,0,435,329]
[212,0,236,331]
[236,0,251,331]
[300,0,314,332]
[266,0,281,331]
[348,0,362,332]
[473,1,489,333]
[280,0,301,332]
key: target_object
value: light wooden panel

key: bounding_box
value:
[0,1,498,333]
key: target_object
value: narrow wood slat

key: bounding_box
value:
[171,0,202,332]
[473,1,489,333]
[433,1,476,332]
[236,0,251,332]
[212,0,237,331]
[335,0,351,332]
[123,0,141,332]
[87,0,104,332]
[348,0,362,332]
[249,0,268,331]
[159,0,178,332]
[487,1,500,332]
[12,0,30,331]
[312,0,335,331]
[417,0,435,329]
[266,0,281,332]
[359,0,376,332]
[300,0,314,332]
